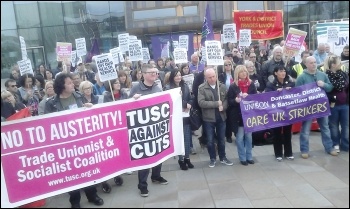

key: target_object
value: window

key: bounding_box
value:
[38,1,64,26]
[86,2,110,23]
[287,4,309,24]
[42,26,65,68]
[62,1,86,25]
[310,2,333,21]
[1,1,17,30]
[333,1,349,19]
[18,28,43,47]
[237,1,264,10]
[134,8,176,20]
[183,6,198,16]
[14,1,40,28]
[1,30,21,78]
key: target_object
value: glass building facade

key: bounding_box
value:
[1,1,348,78]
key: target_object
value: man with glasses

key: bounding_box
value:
[129,64,168,198]
[231,48,243,65]
[5,79,21,103]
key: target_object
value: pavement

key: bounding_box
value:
[40,130,349,208]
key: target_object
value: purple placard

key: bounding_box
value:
[151,33,194,61]
[240,83,331,133]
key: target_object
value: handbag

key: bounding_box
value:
[189,107,202,131]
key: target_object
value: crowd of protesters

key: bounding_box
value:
[1,40,349,207]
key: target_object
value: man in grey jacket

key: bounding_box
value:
[198,68,233,168]
[129,64,168,198]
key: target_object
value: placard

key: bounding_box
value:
[327,26,340,43]
[75,38,87,57]
[173,48,188,64]
[223,24,237,43]
[118,33,129,53]
[128,40,143,61]
[182,74,194,92]
[205,41,223,66]
[19,36,27,60]
[179,35,189,51]
[239,29,251,47]
[56,42,72,62]
[96,53,118,82]
[110,48,120,65]
[142,48,151,63]
[17,59,33,76]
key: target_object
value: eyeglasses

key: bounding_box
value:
[46,86,53,90]
[225,64,232,66]
[114,82,120,85]
[233,51,238,53]
[144,72,159,75]
[250,56,256,58]
[9,85,17,87]
[83,87,92,90]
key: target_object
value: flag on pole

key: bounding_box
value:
[85,38,100,63]
[201,4,214,47]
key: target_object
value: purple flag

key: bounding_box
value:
[240,83,331,133]
[201,4,214,47]
[85,38,100,63]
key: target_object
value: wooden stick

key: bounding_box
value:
[109,80,115,101]
[215,65,220,101]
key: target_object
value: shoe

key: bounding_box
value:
[190,147,197,155]
[334,145,340,153]
[184,158,194,168]
[247,160,255,164]
[151,177,168,185]
[301,153,309,159]
[220,157,233,166]
[71,203,81,208]
[240,161,248,166]
[178,160,188,170]
[329,150,338,156]
[226,137,233,143]
[88,196,104,206]
[276,157,283,162]
[286,156,294,160]
[209,159,216,168]
[140,188,149,197]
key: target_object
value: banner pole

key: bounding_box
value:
[109,80,115,101]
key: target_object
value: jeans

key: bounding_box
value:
[203,119,226,161]
[329,105,349,151]
[137,163,162,190]
[179,124,192,160]
[300,116,333,154]
[69,185,97,205]
[235,126,253,161]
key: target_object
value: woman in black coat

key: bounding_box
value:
[265,66,295,162]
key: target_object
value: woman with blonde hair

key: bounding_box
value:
[324,55,349,152]
[79,80,99,106]
[227,65,257,165]
[1,90,26,113]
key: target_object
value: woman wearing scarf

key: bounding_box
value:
[227,65,257,166]
[324,55,349,153]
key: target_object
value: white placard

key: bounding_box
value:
[71,50,77,67]
[128,40,143,61]
[179,35,189,51]
[96,53,118,82]
[205,41,223,66]
[17,59,33,76]
[75,37,86,57]
[110,48,120,65]
[221,34,225,43]
[173,48,188,64]
[118,48,125,63]
[173,41,179,49]
[223,24,237,43]
[182,74,194,93]
[327,26,340,43]
[239,29,251,47]
[129,35,137,41]
[19,36,27,60]
[142,48,151,63]
[118,33,129,53]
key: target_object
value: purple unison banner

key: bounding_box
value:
[240,83,331,133]
[1,88,183,208]
[151,33,194,61]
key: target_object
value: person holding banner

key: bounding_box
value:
[295,56,338,159]
[246,61,265,93]
[164,70,194,170]
[198,68,233,168]
[79,81,99,105]
[265,66,295,161]
[324,55,349,153]
[102,79,128,102]
[129,64,168,197]
[44,73,104,208]
[227,65,257,166]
